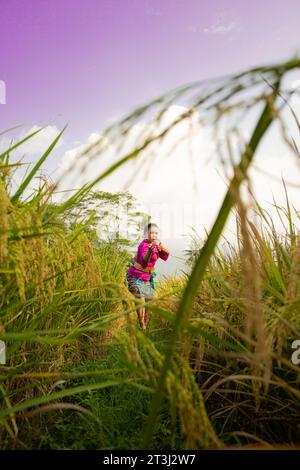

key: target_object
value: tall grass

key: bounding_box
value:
[1,56,300,449]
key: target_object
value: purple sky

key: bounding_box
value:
[1,0,300,144]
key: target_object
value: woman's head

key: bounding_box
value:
[145,223,159,242]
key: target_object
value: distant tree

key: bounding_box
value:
[62,189,149,249]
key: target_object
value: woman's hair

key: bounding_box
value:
[144,222,159,235]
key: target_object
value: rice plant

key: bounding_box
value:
[0,56,300,449]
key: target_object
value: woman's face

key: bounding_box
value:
[148,226,159,243]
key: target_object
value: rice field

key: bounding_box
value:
[0,57,300,450]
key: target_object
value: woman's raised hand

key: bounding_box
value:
[148,242,155,252]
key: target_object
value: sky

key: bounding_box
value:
[1,0,300,276]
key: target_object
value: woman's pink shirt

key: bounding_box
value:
[127,239,169,281]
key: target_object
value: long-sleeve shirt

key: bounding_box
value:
[127,239,170,281]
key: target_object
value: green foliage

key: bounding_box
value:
[1,56,300,450]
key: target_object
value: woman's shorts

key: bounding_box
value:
[126,272,155,298]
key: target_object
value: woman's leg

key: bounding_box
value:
[134,294,146,331]
[144,279,155,330]
[144,297,153,330]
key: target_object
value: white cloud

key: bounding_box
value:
[0,125,63,156]
[19,125,63,154]
[0,124,64,197]
[56,105,220,237]
[202,9,242,40]
[56,103,300,274]
[203,21,238,34]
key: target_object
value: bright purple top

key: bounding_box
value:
[127,239,170,281]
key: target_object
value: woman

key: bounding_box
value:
[126,223,170,331]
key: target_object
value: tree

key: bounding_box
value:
[62,189,150,249]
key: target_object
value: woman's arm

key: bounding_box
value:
[157,242,169,261]
[142,243,154,264]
